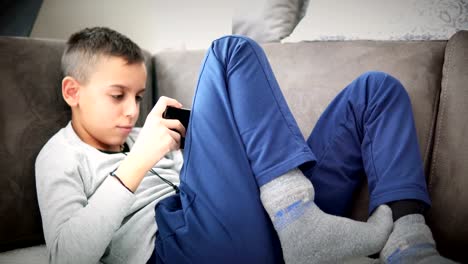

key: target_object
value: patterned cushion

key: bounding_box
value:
[284,0,468,42]
[233,0,310,42]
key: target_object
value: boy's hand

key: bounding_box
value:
[131,96,186,170]
[115,96,186,191]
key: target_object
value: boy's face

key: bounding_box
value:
[67,55,147,152]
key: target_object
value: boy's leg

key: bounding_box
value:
[301,71,454,262]
[153,35,316,264]
[302,71,431,216]
[381,214,458,264]
[153,36,392,264]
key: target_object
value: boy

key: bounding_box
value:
[36,27,454,264]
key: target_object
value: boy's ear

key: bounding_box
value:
[62,76,80,107]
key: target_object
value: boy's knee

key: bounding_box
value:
[358,71,407,97]
[210,35,262,66]
[211,34,257,48]
[359,71,390,86]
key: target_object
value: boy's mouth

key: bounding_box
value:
[117,126,133,134]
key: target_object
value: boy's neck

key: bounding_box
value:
[97,143,129,154]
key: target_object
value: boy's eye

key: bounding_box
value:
[136,95,143,102]
[111,94,124,100]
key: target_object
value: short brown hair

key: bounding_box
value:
[61,27,145,84]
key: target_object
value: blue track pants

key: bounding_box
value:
[152,35,431,264]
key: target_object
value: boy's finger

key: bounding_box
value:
[165,98,183,108]
[151,96,182,117]
[168,129,181,148]
[162,119,186,137]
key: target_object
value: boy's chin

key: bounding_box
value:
[104,138,127,150]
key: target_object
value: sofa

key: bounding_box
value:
[0,30,467,263]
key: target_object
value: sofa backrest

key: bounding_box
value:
[0,37,154,252]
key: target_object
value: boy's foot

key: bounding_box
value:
[380,214,458,264]
[343,256,381,264]
[260,168,393,264]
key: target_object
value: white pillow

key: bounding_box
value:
[233,0,310,43]
[283,0,468,42]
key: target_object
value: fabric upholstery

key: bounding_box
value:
[427,30,468,262]
[0,37,154,252]
[153,50,206,108]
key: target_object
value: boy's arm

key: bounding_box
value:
[35,147,136,264]
[114,96,186,192]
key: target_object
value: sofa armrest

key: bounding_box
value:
[427,30,468,263]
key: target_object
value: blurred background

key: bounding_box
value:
[0,0,232,52]
[1,0,467,52]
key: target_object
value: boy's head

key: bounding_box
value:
[61,27,147,152]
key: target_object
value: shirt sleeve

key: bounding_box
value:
[35,146,136,264]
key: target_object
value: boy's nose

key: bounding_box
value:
[124,99,139,118]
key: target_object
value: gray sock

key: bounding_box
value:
[260,168,393,264]
[380,214,458,264]
[343,257,381,264]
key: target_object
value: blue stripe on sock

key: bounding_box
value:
[273,199,313,231]
[387,243,435,263]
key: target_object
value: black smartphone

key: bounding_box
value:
[162,106,191,148]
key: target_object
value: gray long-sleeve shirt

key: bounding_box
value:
[35,122,183,264]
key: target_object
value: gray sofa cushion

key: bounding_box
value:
[0,37,154,252]
[428,30,468,262]
[0,37,66,252]
[153,50,206,108]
